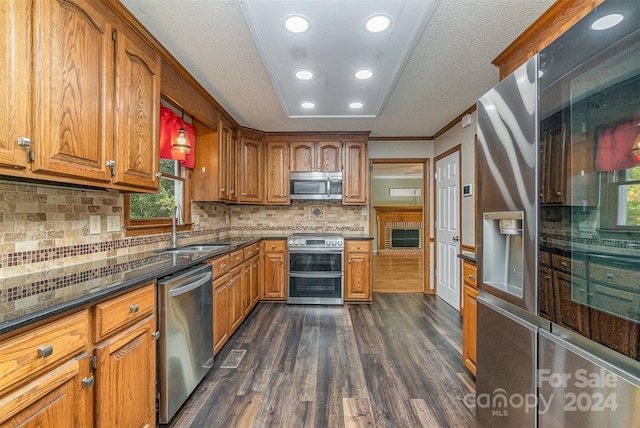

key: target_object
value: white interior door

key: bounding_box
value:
[436,151,460,311]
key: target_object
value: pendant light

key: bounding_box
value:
[172,109,191,155]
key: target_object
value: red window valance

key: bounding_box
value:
[159,105,196,168]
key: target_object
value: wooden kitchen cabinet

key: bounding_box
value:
[213,274,230,355]
[93,314,156,428]
[261,240,287,300]
[290,140,342,172]
[229,266,244,334]
[345,240,372,302]
[265,140,290,204]
[218,118,238,202]
[343,140,368,204]
[461,260,478,376]
[0,352,93,427]
[1,0,161,192]
[238,130,265,203]
[0,0,31,171]
[551,254,590,337]
[0,309,92,427]
[92,283,157,428]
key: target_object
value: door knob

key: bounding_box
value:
[453,236,459,242]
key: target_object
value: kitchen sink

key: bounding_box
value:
[158,244,229,254]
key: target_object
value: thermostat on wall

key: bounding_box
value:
[462,184,473,197]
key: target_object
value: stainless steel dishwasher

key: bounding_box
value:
[157,263,213,424]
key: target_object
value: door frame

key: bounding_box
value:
[368,158,431,293]
[433,145,462,302]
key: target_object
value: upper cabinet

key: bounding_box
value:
[0,0,31,170]
[290,140,342,172]
[238,129,265,203]
[33,0,115,183]
[265,140,290,205]
[113,29,161,190]
[343,140,368,205]
[0,0,161,192]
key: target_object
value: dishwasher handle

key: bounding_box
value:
[169,271,213,297]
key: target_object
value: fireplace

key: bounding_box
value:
[391,228,420,248]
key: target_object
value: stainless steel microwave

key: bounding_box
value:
[289,171,342,201]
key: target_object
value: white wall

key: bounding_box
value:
[433,111,478,250]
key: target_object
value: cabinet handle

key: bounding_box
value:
[129,304,139,313]
[151,331,161,341]
[230,190,235,194]
[221,187,225,192]
[155,172,162,178]
[82,376,95,389]
[556,191,562,196]
[37,345,53,358]
[283,193,287,196]
[106,160,116,177]
[242,192,246,196]
[606,273,614,279]
[560,262,568,268]
[271,245,276,249]
[468,274,475,280]
[222,263,226,268]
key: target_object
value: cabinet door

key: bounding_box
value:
[218,121,232,201]
[251,256,260,306]
[462,284,478,376]
[262,252,286,300]
[113,30,161,191]
[213,275,230,355]
[0,0,30,170]
[0,352,92,427]
[317,141,342,171]
[94,314,157,428]
[552,271,590,336]
[290,141,315,171]
[541,114,567,204]
[229,267,244,333]
[228,132,239,202]
[33,0,114,183]
[343,140,368,204]
[345,252,371,301]
[539,266,555,321]
[192,120,222,201]
[266,140,290,204]
[242,261,252,315]
[239,137,264,203]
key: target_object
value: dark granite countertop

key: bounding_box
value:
[0,237,265,336]
[457,251,476,263]
[343,235,374,240]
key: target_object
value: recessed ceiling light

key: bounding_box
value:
[295,70,314,80]
[365,14,391,33]
[355,69,373,80]
[590,13,624,31]
[284,15,310,33]
[349,102,363,109]
[301,102,315,109]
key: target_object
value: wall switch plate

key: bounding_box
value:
[107,215,120,232]
[90,215,101,235]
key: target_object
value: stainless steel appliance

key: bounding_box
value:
[289,171,342,201]
[287,233,344,304]
[157,264,214,424]
[476,2,640,426]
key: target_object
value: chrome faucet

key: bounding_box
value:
[171,205,183,249]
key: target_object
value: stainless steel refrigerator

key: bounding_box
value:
[476,2,640,426]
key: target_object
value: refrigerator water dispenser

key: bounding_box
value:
[482,211,524,298]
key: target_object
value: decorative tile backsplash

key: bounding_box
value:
[0,183,368,278]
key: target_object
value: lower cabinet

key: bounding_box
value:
[93,314,157,427]
[345,240,372,301]
[213,274,230,356]
[461,260,477,376]
[0,351,93,427]
[261,240,287,300]
[229,266,244,334]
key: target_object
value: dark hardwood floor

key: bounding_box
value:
[167,294,476,427]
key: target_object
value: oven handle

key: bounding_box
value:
[288,249,344,254]
[288,272,343,278]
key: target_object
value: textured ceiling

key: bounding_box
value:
[120,0,555,137]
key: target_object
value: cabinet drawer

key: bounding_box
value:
[210,255,230,278]
[0,309,88,394]
[229,249,244,268]
[540,251,551,267]
[463,262,477,287]
[551,254,586,277]
[253,243,261,254]
[94,283,155,342]
[589,263,640,291]
[263,240,285,252]
[346,240,370,253]
[243,244,255,259]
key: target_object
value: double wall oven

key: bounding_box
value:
[287,233,344,305]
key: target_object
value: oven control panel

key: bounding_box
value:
[288,236,344,248]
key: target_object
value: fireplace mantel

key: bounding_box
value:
[374,206,423,252]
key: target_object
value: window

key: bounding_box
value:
[600,165,640,231]
[125,159,191,235]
